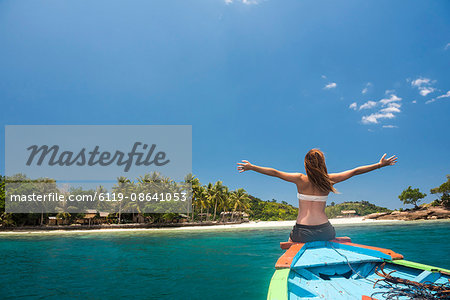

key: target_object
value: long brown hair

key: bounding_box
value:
[304,149,337,193]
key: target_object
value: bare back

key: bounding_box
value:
[295,174,330,225]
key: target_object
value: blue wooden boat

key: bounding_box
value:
[267,237,450,299]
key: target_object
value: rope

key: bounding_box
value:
[329,242,377,283]
[328,242,450,299]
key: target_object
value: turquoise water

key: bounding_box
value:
[0,220,449,299]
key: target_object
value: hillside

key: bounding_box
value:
[248,197,392,221]
[325,201,392,219]
[247,195,298,221]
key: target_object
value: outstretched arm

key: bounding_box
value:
[237,160,301,183]
[329,153,397,184]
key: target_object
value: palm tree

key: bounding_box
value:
[197,185,208,222]
[212,181,226,220]
[190,177,204,221]
[205,183,216,221]
[95,185,110,212]
[112,176,132,224]
[183,173,195,217]
[35,177,58,225]
[230,188,250,222]
[219,186,230,220]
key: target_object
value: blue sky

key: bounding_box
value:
[0,0,449,209]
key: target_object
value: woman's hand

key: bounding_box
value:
[379,153,398,168]
[237,160,253,173]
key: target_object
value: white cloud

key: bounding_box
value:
[361,82,372,94]
[419,87,435,96]
[361,112,395,124]
[356,94,402,126]
[411,78,431,87]
[388,102,401,108]
[324,82,337,89]
[225,0,259,4]
[383,125,398,128]
[349,102,357,110]
[380,105,401,113]
[437,91,450,99]
[379,94,402,106]
[321,75,327,79]
[412,100,417,104]
[445,43,450,50]
[411,77,436,96]
[380,101,401,113]
[385,89,395,95]
[359,100,377,110]
[425,91,450,104]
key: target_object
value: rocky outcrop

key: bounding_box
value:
[363,206,450,221]
[363,212,391,219]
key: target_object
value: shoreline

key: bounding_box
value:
[0,217,436,235]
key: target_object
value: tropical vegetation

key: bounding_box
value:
[430,175,450,208]
[1,173,449,227]
[398,186,427,209]
[324,201,392,219]
[0,173,294,226]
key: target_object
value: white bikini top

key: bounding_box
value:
[297,193,328,202]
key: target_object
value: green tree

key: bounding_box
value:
[212,181,225,220]
[112,176,133,223]
[35,177,59,225]
[398,186,426,209]
[430,175,450,208]
[230,188,250,215]
[190,176,203,221]
[0,175,4,213]
[218,185,230,218]
[0,175,10,226]
[196,183,210,222]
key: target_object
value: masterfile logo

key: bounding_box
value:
[25,142,170,172]
[5,125,191,181]
[5,125,192,213]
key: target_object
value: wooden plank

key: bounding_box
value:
[414,270,441,284]
[335,241,404,260]
[267,269,289,300]
[291,247,382,269]
[391,259,450,274]
[280,236,352,250]
[362,296,379,300]
[276,243,305,269]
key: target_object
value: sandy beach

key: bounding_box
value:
[0,217,405,235]
[173,217,403,230]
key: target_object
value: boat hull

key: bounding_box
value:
[267,238,450,300]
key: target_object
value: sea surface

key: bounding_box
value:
[0,220,449,299]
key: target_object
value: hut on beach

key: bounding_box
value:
[47,216,69,225]
[98,212,113,224]
[220,211,249,223]
[76,209,97,226]
[173,214,189,223]
[341,210,357,218]
[132,213,147,223]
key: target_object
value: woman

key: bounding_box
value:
[237,149,397,243]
